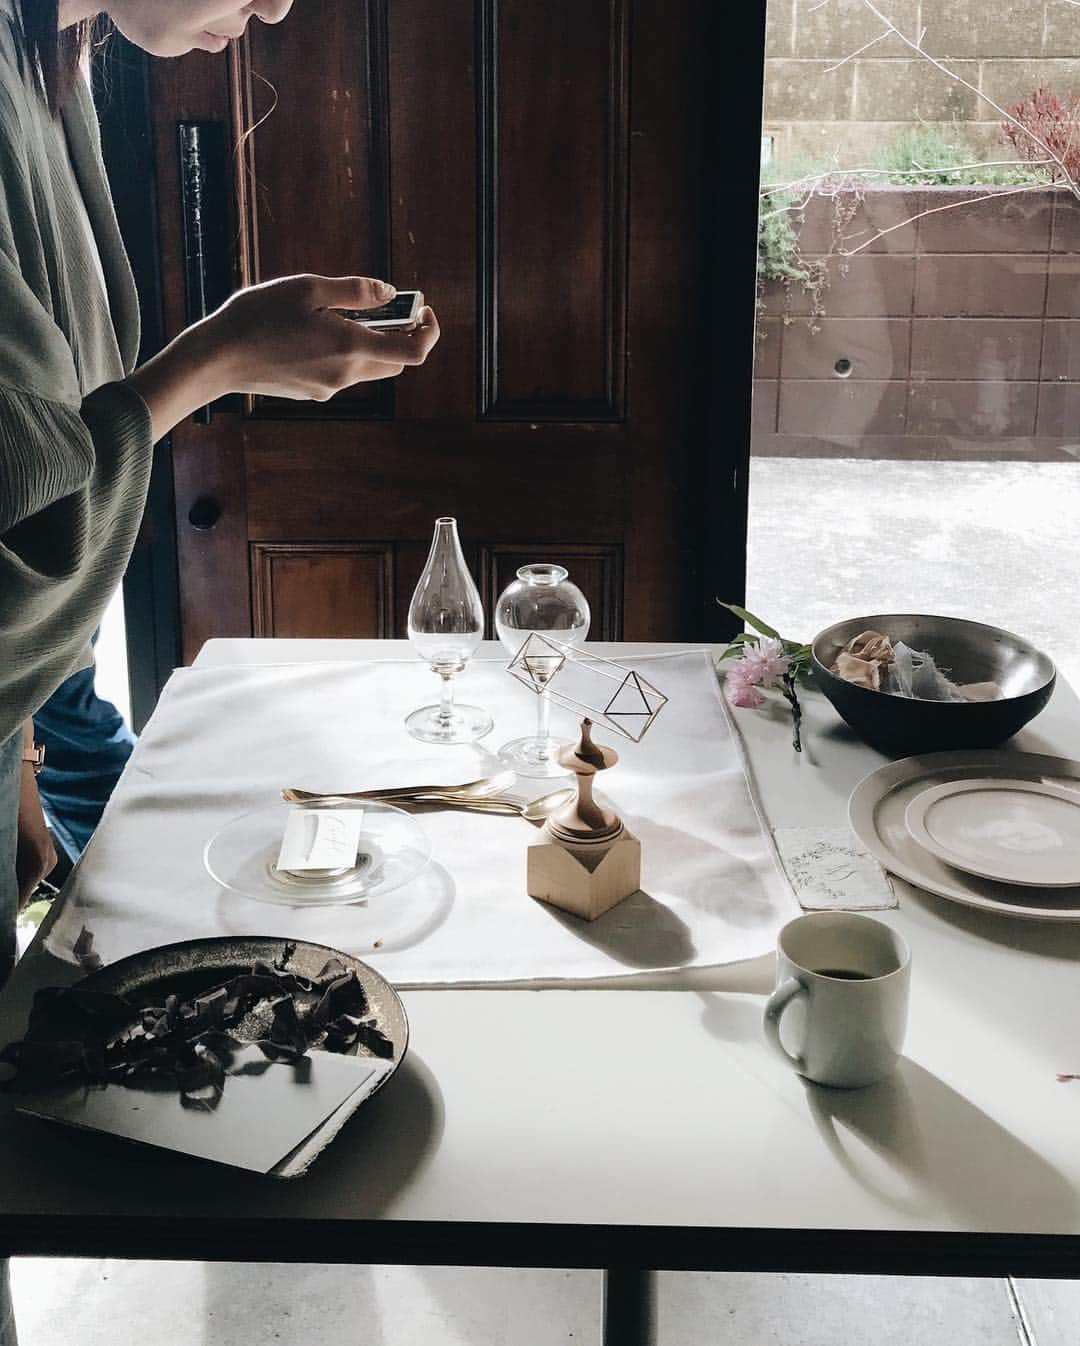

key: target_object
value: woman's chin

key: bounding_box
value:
[194,32,231,55]
[131,32,230,58]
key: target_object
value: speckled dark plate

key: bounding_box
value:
[57,936,408,1079]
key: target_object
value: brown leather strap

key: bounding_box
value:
[21,743,45,774]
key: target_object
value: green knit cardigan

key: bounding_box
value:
[0,1,153,744]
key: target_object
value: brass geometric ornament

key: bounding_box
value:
[506,633,668,743]
[506,633,568,692]
[602,668,668,739]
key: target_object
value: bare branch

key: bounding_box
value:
[856,0,1080,197]
[758,159,1054,205]
[823,28,893,73]
[838,181,1055,257]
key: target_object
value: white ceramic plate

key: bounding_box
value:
[905,777,1080,888]
[848,750,1080,921]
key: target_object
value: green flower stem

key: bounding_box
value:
[781,671,803,754]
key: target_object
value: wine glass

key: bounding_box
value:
[405,517,493,743]
[495,563,590,776]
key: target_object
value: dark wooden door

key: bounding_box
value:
[149,0,710,661]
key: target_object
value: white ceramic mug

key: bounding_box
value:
[763,912,911,1088]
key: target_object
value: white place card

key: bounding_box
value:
[20,1046,390,1175]
[276,808,366,873]
[772,826,898,911]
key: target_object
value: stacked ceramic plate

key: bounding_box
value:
[848,750,1080,921]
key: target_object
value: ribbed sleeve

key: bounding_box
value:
[0,379,151,569]
[0,13,152,740]
[0,385,94,534]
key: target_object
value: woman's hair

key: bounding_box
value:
[16,1,97,114]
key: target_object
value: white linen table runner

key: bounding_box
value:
[46,651,799,985]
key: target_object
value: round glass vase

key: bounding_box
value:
[495,563,590,777]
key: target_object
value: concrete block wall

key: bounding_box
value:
[765,0,1080,165]
[754,185,1080,458]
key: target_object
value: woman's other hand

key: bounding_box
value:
[126,274,440,440]
[15,767,56,910]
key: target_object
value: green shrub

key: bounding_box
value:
[757,155,831,286]
[757,130,1051,291]
[873,127,1048,186]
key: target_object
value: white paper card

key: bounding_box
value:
[276,808,366,873]
[19,1046,386,1174]
[773,826,898,910]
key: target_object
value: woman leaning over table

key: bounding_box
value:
[0,1,439,1336]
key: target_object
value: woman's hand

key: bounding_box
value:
[127,274,441,441]
[206,275,440,400]
[15,765,56,910]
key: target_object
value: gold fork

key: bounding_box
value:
[282,770,514,805]
[284,785,574,822]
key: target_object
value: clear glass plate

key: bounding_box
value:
[204,800,432,907]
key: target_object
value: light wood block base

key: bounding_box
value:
[526,832,641,922]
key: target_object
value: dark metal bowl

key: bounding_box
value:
[810,614,1056,756]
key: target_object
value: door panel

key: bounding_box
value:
[154,0,708,663]
[251,543,393,637]
[480,0,627,418]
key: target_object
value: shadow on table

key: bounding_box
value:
[540,888,696,969]
[536,811,791,970]
[287,1049,445,1211]
[903,883,1080,961]
[210,859,458,959]
[804,1058,1078,1227]
[752,694,864,768]
[627,815,788,932]
[694,986,773,1044]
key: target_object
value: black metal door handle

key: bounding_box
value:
[187,496,222,531]
[178,120,229,424]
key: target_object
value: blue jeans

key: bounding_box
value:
[0,730,21,1345]
[33,662,135,862]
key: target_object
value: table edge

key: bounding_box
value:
[3,1215,1079,1276]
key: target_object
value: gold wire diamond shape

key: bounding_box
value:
[507,632,567,693]
[602,670,668,741]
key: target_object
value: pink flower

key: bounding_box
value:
[736,637,790,689]
[728,677,766,709]
[726,661,767,708]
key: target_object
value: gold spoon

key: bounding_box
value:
[410,787,575,821]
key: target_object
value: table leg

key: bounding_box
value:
[602,1268,657,1346]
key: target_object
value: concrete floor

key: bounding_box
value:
[745,458,1080,690]
[14,456,1080,1342]
[10,1262,1080,1344]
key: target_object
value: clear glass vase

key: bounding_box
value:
[495,563,590,776]
[405,518,493,744]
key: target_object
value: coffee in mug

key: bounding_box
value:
[763,911,910,1088]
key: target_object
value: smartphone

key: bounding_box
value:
[334,290,423,329]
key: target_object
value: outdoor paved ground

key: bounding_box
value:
[10,1262,1079,1345]
[746,458,1080,689]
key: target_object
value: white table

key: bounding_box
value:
[3,640,1080,1343]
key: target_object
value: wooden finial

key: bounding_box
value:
[560,718,619,776]
[548,719,622,845]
